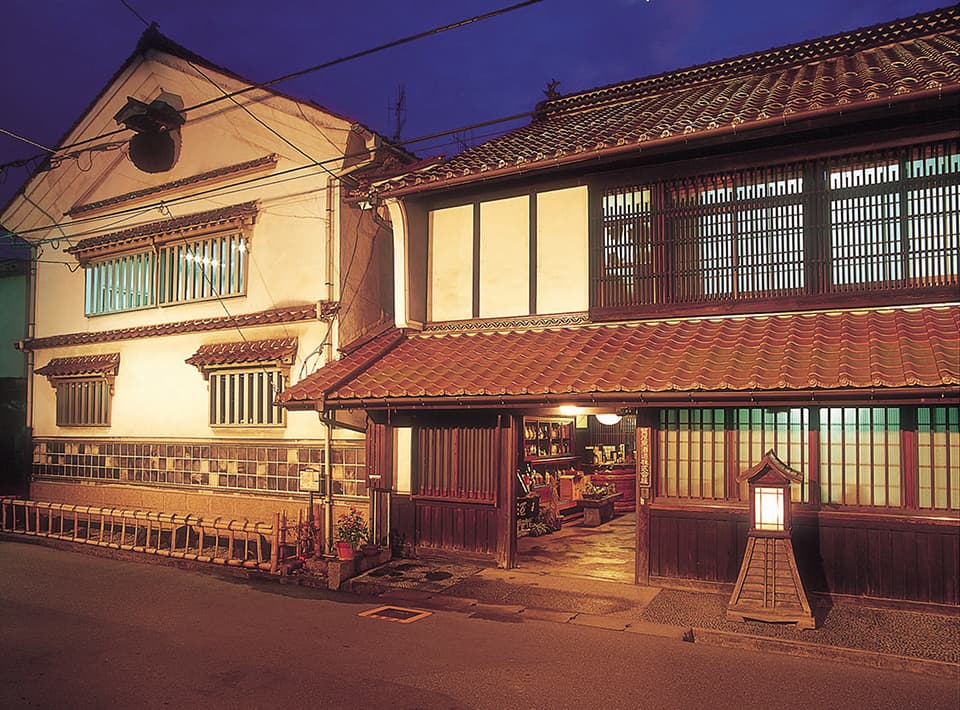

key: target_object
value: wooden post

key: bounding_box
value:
[635,419,654,586]
[271,512,281,575]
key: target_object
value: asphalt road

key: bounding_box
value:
[1,541,957,710]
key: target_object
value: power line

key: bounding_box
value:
[0,0,546,173]
[119,0,151,28]
[6,105,536,244]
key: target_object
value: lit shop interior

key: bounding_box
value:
[516,410,636,559]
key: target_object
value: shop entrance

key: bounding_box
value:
[514,413,636,583]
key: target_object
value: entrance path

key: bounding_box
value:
[516,511,636,583]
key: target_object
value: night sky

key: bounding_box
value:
[0,0,946,209]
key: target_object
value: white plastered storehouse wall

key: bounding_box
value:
[3,37,388,520]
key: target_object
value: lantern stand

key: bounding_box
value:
[727,450,815,629]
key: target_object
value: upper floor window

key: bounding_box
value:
[85,251,155,315]
[158,233,247,305]
[694,174,805,298]
[829,150,959,288]
[67,202,257,317]
[591,140,958,316]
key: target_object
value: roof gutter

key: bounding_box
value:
[311,386,960,412]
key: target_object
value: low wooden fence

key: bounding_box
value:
[0,498,287,574]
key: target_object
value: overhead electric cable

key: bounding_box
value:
[0,127,55,153]
[6,104,537,244]
[0,0,546,172]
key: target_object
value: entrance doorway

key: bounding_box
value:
[515,412,637,583]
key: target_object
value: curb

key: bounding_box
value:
[364,585,959,678]
[689,627,960,680]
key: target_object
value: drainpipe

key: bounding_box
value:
[22,243,38,498]
[323,413,333,555]
[317,411,366,555]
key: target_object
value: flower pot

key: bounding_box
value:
[361,543,380,557]
[335,542,355,560]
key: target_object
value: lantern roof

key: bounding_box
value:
[736,450,803,486]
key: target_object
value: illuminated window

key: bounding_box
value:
[598,187,654,306]
[84,251,155,315]
[658,409,726,499]
[829,151,959,287]
[158,233,247,304]
[697,176,805,297]
[819,407,901,507]
[209,369,285,427]
[733,408,808,503]
[917,407,959,511]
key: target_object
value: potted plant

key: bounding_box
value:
[334,507,369,560]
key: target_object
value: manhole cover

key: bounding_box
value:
[424,571,453,581]
[358,606,433,624]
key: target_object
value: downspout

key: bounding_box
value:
[22,243,38,498]
[317,410,366,555]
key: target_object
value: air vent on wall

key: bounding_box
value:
[114,94,185,173]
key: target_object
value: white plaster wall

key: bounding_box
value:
[428,204,473,322]
[30,320,335,440]
[10,55,353,342]
[536,186,589,314]
[479,196,529,318]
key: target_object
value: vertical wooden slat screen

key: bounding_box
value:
[591,139,958,314]
[416,421,497,502]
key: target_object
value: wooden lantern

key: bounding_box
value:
[727,450,814,629]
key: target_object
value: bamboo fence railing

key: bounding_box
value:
[0,498,290,574]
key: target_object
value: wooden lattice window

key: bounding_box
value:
[732,408,809,503]
[827,145,959,289]
[158,232,247,304]
[590,140,958,315]
[657,409,726,499]
[209,369,285,427]
[84,251,155,315]
[917,406,959,511]
[55,379,112,427]
[819,407,902,507]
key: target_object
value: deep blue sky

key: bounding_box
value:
[0,0,946,208]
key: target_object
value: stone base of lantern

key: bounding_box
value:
[727,535,815,630]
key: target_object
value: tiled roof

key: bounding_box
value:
[371,6,960,196]
[66,156,278,216]
[186,337,298,369]
[66,202,258,260]
[35,353,120,378]
[278,329,404,406]
[20,302,332,351]
[279,306,960,407]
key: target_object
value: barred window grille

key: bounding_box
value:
[917,407,959,511]
[591,140,958,312]
[158,233,247,304]
[55,379,111,426]
[819,407,901,507]
[84,251,155,315]
[208,369,284,427]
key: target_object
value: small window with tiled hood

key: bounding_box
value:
[186,337,297,429]
[35,354,119,427]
